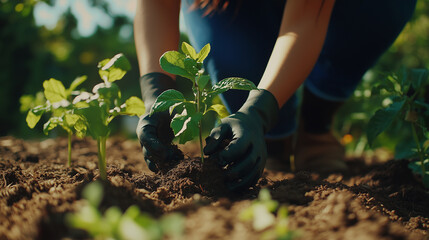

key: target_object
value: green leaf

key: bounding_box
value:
[150,90,186,114]
[408,160,429,186]
[26,110,42,129]
[124,96,146,116]
[209,77,257,96]
[167,101,195,116]
[74,101,90,108]
[239,206,254,221]
[43,78,67,103]
[277,205,289,219]
[64,113,80,127]
[98,53,131,82]
[104,206,122,227]
[26,105,50,129]
[160,51,194,79]
[82,181,104,207]
[20,95,35,112]
[197,43,210,63]
[43,117,62,135]
[20,92,46,112]
[75,104,110,139]
[367,100,405,146]
[386,75,401,93]
[69,75,87,92]
[410,68,429,90]
[181,42,198,59]
[197,75,210,89]
[184,58,198,77]
[259,188,272,202]
[160,213,185,236]
[93,82,121,102]
[74,118,88,138]
[394,141,418,160]
[252,204,275,231]
[171,111,202,144]
[207,104,229,119]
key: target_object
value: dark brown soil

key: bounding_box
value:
[0,136,428,240]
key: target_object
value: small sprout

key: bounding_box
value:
[67,182,185,240]
[239,188,295,239]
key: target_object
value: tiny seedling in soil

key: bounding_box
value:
[67,181,184,240]
[23,54,146,180]
[367,68,429,188]
[151,42,257,161]
[239,188,295,240]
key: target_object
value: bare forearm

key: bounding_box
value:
[134,0,181,78]
[258,0,335,107]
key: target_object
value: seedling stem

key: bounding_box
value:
[67,132,72,167]
[411,122,426,174]
[97,136,107,180]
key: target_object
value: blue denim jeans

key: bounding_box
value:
[181,0,417,138]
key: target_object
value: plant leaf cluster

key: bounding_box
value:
[368,68,429,187]
[67,181,184,240]
[239,188,295,240]
[151,42,257,160]
[22,54,145,179]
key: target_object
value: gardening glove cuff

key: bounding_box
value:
[204,89,279,191]
[137,72,182,172]
[140,72,176,112]
[238,89,279,134]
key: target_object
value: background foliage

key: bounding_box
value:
[1,0,429,154]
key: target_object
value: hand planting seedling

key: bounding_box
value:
[150,42,257,161]
[22,76,88,166]
[368,68,429,188]
[23,53,146,180]
[67,181,184,240]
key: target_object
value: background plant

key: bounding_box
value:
[23,53,146,180]
[70,53,145,180]
[150,42,257,161]
[367,68,429,187]
[21,76,88,166]
[67,181,184,240]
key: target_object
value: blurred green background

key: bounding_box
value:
[1,0,428,156]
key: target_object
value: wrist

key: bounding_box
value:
[239,89,279,133]
[139,72,176,111]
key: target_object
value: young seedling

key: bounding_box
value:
[367,68,429,187]
[239,188,295,239]
[67,181,184,240]
[23,53,146,180]
[71,53,146,180]
[22,76,88,166]
[151,42,257,161]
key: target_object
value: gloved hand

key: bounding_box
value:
[204,89,279,191]
[136,72,183,172]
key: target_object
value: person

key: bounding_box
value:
[134,0,417,191]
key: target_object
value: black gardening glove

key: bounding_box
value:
[136,72,183,172]
[204,89,279,191]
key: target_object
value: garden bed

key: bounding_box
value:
[0,136,428,239]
